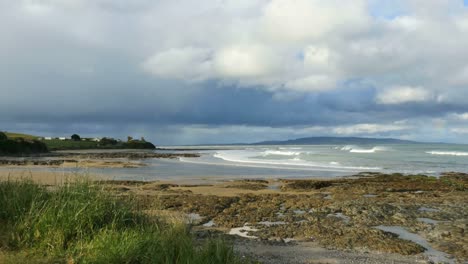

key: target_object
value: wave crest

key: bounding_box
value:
[262,150,300,156]
[341,146,389,153]
[426,151,468,156]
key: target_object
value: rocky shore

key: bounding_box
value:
[0,151,200,168]
[105,172,467,263]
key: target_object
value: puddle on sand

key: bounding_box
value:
[258,221,286,226]
[418,207,440,212]
[203,220,215,227]
[417,218,439,225]
[375,225,454,264]
[229,225,259,239]
[294,209,306,215]
[276,212,285,218]
[327,213,350,223]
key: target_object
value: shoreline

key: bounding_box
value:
[0,149,466,263]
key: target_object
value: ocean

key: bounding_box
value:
[110,143,468,181]
[173,143,468,176]
[5,143,468,181]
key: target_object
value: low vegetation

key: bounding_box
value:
[1,132,156,151]
[43,138,156,150]
[0,179,250,264]
[3,132,38,140]
[0,132,48,155]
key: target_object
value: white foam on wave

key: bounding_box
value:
[426,151,468,156]
[212,151,381,171]
[340,145,354,151]
[340,146,389,153]
[262,150,300,156]
[279,147,302,150]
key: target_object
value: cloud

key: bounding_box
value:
[451,128,468,134]
[135,0,468,103]
[213,44,280,79]
[376,86,433,104]
[260,0,368,42]
[285,75,336,92]
[142,47,212,81]
[2,0,468,144]
[453,113,468,120]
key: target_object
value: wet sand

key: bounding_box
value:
[1,167,466,263]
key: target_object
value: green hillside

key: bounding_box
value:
[0,131,48,155]
[4,132,39,140]
[2,131,155,151]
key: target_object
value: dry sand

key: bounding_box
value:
[1,169,466,264]
[0,170,106,185]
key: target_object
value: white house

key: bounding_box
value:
[58,137,66,140]
[44,137,52,140]
[92,138,101,142]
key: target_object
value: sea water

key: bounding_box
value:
[173,143,468,177]
[4,143,468,181]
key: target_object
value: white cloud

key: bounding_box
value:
[449,65,468,86]
[303,45,336,71]
[452,113,468,120]
[376,86,433,104]
[130,0,468,102]
[260,0,368,42]
[142,47,212,81]
[285,75,336,92]
[3,0,468,144]
[388,16,425,31]
[451,128,468,134]
[213,44,279,78]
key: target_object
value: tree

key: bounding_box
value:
[0,132,7,141]
[71,134,81,141]
[127,136,133,142]
[100,137,118,145]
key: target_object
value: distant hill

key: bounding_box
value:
[2,131,156,151]
[252,137,419,145]
[4,132,39,140]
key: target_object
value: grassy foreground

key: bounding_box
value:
[0,179,250,264]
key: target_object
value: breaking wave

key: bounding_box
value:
[426,151,468,156]
[213,151,380,171]
[261,150,300,156]
[341,146,389,153]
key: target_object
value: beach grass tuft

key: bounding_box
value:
[0,178,251,263]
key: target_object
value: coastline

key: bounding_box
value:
[1,169,466,263]
[0,151,466,263]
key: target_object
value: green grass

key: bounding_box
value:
[4,132,38,140]
[43,139,155,151]
[44,139,101,150]
[0,179,250,264]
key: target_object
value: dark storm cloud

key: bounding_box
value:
[1,0,468,144]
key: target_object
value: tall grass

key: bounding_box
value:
[0,179,250,264]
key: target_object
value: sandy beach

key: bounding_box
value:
[1,157,466,264]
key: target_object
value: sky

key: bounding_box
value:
[1,0,468,145]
